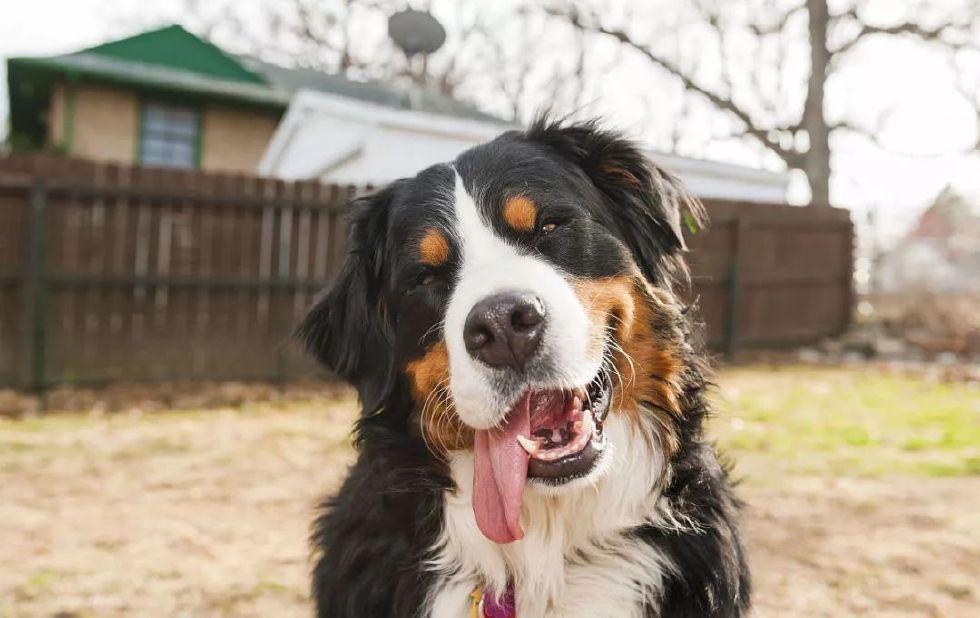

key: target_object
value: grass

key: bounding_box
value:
[2,365,977,481]
[0,397,358,477]
[708,365,980,480]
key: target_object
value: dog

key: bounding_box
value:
[297,117,750,617]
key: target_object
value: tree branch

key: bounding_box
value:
[832,117,978,157]
[748,2,806,37]
[830,5,978,57]
[554,7,802,167]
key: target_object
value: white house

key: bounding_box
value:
[259,89,506,184]
[259,89,790,203]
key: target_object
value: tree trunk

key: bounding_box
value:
[804,0,832,206]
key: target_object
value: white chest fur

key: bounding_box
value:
[426,416,671,617]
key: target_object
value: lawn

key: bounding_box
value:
[1,365,977,617]
[710,365,980,479]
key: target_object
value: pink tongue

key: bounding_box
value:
[473,393,531,544]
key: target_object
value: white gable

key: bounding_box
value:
[259,90,506,184]
[260,89,789,203]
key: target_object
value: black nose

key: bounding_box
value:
[463,292,546,369]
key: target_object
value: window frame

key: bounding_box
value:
[136,99,203,169]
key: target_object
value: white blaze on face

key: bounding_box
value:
[444,173,600,430]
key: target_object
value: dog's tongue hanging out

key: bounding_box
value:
[472,393,531,544]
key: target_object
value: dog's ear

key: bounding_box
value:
[296,188,395,412]
[525,116,705,284]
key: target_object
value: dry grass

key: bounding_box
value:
[1,366,978,617]
[0,399,357,617]
[867,291,980,357]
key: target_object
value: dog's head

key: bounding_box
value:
[299,117,703,544]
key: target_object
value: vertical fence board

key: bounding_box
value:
[0,182,26,384]
[21,184,48,390]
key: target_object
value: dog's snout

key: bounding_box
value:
[463,292,545,368]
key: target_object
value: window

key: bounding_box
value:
[139,102,199,169]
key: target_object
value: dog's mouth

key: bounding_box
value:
[520,369,611,483]
[471,366,613,544]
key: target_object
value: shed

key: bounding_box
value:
[259,89,791,202]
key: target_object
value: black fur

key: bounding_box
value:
[296,187,396,412]
[639,356,751,617]
[521,117,704,286]
[299,117,749,617]
[310,383,451,616]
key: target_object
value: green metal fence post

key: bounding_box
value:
[22,182,48,392]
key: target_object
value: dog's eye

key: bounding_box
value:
[539,222,558,235]
[418,273,437,287]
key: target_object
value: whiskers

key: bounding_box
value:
[603,317,637,404]
[419,374,464,456]
[418,318,446,347]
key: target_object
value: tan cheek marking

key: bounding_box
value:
[419,228,450,267]
[502,196,537,233]
[573,275,636,359]
[573,273,685,458]
[405,341,473,453]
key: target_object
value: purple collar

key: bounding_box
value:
[478,584,515,618]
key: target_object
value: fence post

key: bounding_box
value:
[840,218,855,335]
[21,182,48,392]
[725,215,749,359]
[274,181,290,389]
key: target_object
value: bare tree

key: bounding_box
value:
[551,0,980,206]
[133,0,592,123]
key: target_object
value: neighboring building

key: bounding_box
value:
[877,186,980,293]
[260,89,791,202]
[258,89,510,183]
[641,151,789,203]
[7,26,283,173]
[5,25,494,174]
[7,24,790,202]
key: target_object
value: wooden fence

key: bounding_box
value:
[686,199,854,352]
[0,155,853,390]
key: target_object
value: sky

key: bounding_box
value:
[2,0,978,248]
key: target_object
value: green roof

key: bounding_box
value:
[5,24,499,151]
[85,25,265,85]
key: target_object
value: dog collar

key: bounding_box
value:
[470,584,516,618]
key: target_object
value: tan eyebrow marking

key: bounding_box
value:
[419,228,450,266]
[502,195,537,233]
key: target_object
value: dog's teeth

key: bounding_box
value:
[517,435,540,455]
[572,395,583,411]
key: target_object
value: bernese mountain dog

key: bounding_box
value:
[297,117,750,617]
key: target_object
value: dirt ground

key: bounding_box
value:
[1,369,978,617]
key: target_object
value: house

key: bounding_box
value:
[876,186,980,293]
[5,24,495,174]
[260,89,791,203]
[258,89,510,183]
[6,24,790,202]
